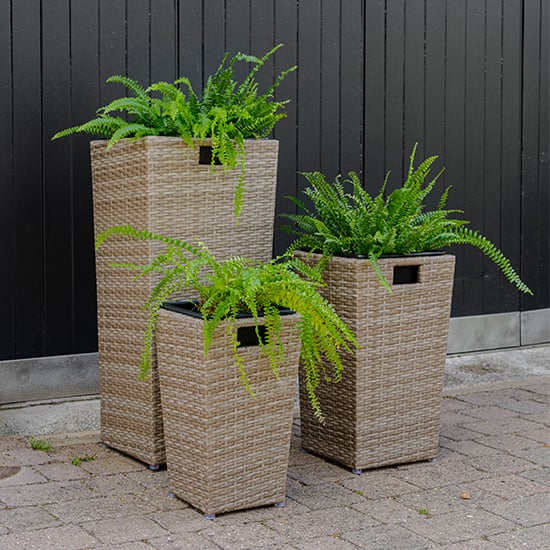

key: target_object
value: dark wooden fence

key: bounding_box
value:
[1,0,548,360]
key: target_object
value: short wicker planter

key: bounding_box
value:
[91,137,279,467]
[156,302,300,517]
[296,251,456,472]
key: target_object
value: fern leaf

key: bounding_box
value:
[52,116,126,140]
[106,75,148,100]
[98,97,158,125]
[106,123,159,148]
[453,227,533,294]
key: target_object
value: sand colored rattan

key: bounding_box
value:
[91,137,279,466]
[156,306,299,516]
[296,252,456,471]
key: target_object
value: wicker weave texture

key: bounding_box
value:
[156,309,299,516]
[91,137,279,466]
[297,252,456,470]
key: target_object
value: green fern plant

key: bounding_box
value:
[282,144,532,294]
[53,44,296,220]
[96,225,357,422]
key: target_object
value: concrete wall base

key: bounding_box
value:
[0,353,99,405]
[448,308,550,354]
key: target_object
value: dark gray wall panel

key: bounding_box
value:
[127,0,152,86]
[1,0,548,360]
[500,0,524,308]
[339,1,363,176]
[12,0,44,358]
[384,0,406,187]
[319,0,342,179]
[444,0,468,315]
[42,0,75,356]
[151,0,177,83]
[424,0,446,171]
[364,0,386,188]
[296,0,322,178]
[521,0,549,310]
[272,0,298,254]
[70,1,99,354]
[0,0,15,359]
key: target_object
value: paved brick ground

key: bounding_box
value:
[1,379,548,549]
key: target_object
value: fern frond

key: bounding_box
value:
[147,81,185,102]
[106,123,159,148]
[283,145,531,296]
[106,75,148,100]
[99,97,151,118]
[451,227,532,294]
[96,224,199,256]
[437,185,452,210]
[52,116,127,140]
[97,225,357,422]
[54,46,295,218]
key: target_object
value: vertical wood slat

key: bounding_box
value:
[99,0,126,104]
[498,0,523,312]
[272,0,298,255]
[462,1,485,316]
[339,0,363,176]
[482,0,508,314]
[385,0,406,187]
[319,0,340,179]
[445,0,467,316]
[250,0,275,90]
[289,0,323,253]
[541,0,550,300]
[127,0,151,86]
[363,0,386,188]
[12,0,44,358]
[178,0,202,90]
[151,0,177,83]
[203,0,225,83]
[0,0,15,359]
[224,0,252,127]
[403,0,425,163]
[225,0,251,84]
[424,0,447,182]
[521,0,549,310]
[297,0,322,176]
[249,0,280,247]
[71,1,100,353]
[42,0,75,356]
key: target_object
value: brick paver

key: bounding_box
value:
[0,378,548,549]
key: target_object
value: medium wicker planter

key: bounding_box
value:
[91,137,279,467]
[296,251,455,472]
[156,303,300,517]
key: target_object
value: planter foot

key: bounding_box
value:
[148,464,160,471]
[274,501,286,509]
[352,468,363,475]
[204,513,216,520]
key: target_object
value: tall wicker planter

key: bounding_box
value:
[91,137,279,467]
[156,303,300,517]
[296,251,456,472]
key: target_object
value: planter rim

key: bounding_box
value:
[297,248,446,259]
[161,301,295,319]
[90,136,279,146]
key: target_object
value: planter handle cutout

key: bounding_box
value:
[237,325,266,347]
[393,264,420,285]
[199,146,222,166]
